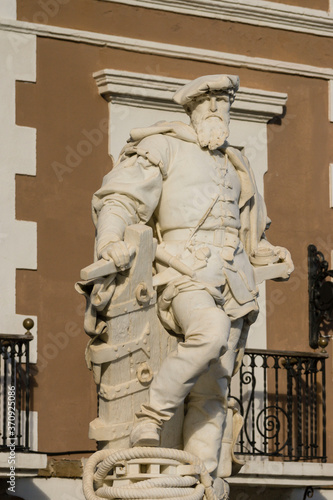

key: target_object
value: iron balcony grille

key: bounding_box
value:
[0,326,33,452]
[0,325,327,462]
[230,349,327,462]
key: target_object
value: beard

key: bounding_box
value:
[195,116,229,150]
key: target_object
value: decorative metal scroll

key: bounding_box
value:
[230,349,327,462]
[308,244,333,350]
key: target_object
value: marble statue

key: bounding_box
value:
[78,74,293,500]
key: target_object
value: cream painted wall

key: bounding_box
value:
[0,13,37,357]
[0,0,16,19]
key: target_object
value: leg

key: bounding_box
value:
[131,290,231,445]
[183,318,244,475]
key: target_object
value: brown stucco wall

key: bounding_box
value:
[269,0,328,9]
[17,1,333,70]
[15,38,112,453]
[14,0,333,461]
[265,76,332,350]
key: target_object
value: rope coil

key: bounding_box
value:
[83,447,218,500]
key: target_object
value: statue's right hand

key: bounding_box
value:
[99,240,132,270]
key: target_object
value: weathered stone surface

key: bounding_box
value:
[38,459,83,479]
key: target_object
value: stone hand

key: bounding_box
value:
[273,246,294,276]
[100,240,132,270]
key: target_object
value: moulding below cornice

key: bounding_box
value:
[1,20,333,82]
[228,460,333,487]
[93,70,288,123]
[98,0,333,37]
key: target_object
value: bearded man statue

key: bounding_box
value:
[89,74,293,484]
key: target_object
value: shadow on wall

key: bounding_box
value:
[230,486,332,500]
[9,478,84,500]
[0,481,24,499]
[4,479,48,500]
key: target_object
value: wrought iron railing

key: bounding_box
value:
[230,349,327,462]
[0,319,34,451]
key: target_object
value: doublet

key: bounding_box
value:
[144,134,243,235]
[149,136,258,326]
[92,132,263,327]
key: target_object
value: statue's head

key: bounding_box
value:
[173,75,239,150]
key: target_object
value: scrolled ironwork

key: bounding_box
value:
[230,349,327,462]
[308,244,333,350]
[240,370,255,387]
[255,405,290,455]
[303,486,314,500]
[256,406,281,439]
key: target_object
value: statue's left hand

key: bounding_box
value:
[273,246,294,276]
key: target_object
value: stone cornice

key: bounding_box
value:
[98,0,333,37]
[94,70,288,123]
[228,460,333,487]
[1,19,333,81]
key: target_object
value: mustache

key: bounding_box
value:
[203,114,224,122]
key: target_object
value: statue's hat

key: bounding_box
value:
[173,74,240,106]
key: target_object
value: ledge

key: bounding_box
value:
[0,452,47,478]
[93,70,288,123]
[228,458,333,487]
[1,20,333,82]
[98,0,333,37]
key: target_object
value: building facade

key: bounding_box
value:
[0,0,333,498]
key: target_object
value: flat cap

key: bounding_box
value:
[173,74,240,106]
